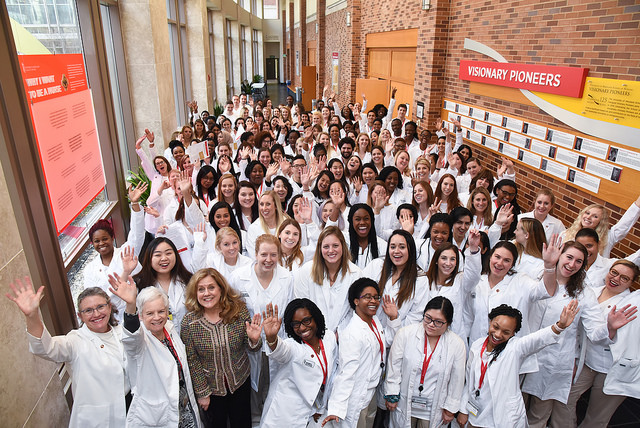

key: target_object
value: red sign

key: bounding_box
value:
[19,54,105,233]
[459,60,588,98]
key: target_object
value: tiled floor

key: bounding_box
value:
[577,391,640,427]
[265,83,292,105]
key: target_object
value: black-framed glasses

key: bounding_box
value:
[79,303,110,316]
[610,269,632,283]
[291,316,314,329]
[424,314,446,328]
[359,294,381,302]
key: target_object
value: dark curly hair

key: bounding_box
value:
[348,278,380,310]
[283,298,327,343]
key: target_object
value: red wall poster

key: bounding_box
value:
[18,54,106,233]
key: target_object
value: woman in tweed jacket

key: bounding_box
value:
[181,268,263,428]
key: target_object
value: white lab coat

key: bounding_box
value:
[384,325,466,428]
[28,325,128,428]
[463,272,551,373]
[261,334,339,428]
[83,209,145,321]
[123,320,201,427]
[522,284,609,403]
[518,211,566,242]
[428,249,482,338]
[461,326,562,428]
[604,290,640,398]
[514,252,544,280]
[245,220,276,258]
[294,261,363,333]
[229,264,294,390]
[327,314,398,426]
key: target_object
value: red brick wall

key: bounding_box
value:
[284,0,640,258]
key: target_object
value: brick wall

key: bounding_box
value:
[283,0,640,258]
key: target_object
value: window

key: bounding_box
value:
[253,0,262,19]
[225,19,234,96]
[252,29,262,77]
[263,0,278,19]
[167,0,192,126]
[241,25,248,82]
[207,10,217,103]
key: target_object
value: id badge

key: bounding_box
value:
[467,392,482,417]
[411,395,430,410]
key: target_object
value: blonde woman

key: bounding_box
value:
[294,226,363,333]
[192,226,252,277]
[561,193,640,257]
[354,133,372,163]
[467,187,494,231]
[246,190,287,257]
[518,188,566,242]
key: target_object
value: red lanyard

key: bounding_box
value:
[163,327,183,373]
[418,335,440,393]
[304,339,328,385]
[257,181,264,196]
[477,337,489,391]
[368,319,385,368]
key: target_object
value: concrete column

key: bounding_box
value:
[119,0,177,144]
[185,0,213,111]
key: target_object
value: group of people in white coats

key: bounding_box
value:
[7,88,640,428]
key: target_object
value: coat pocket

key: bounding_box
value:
[72,403,115,428]
[127,397,171,427]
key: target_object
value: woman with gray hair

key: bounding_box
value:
[6,279,129,428]
[108,273,202,427]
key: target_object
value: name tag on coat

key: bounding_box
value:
[303,359,315,368]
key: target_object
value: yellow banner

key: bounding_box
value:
[533,77,640,129]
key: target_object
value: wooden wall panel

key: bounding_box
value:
[390,50,416,85]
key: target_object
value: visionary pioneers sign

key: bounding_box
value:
[459,60,589,98]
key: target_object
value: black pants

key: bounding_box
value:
[202,378,252,428]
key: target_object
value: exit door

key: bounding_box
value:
[266,58,279,81]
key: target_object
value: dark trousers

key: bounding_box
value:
[202,378,252,428]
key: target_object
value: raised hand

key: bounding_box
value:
[194,222,208,242]
[120,246,138,277]
[246,313,263,345]
[177,170,192,196]
[300,166,312,189]
[280,158,292,176]
[542,233,563,269]
[381,295,399,321]
[262,303,282,345]
[494,203,514,226]
[385,139,394,154]
[144,128,155,143]
[352,175,363,193]
[6,277,44,318]
[607,304,638,339]
[108,273,138,312]
[399,211,415,235]
[297,197,313,224]
[428,198,442,216]
[266,162,279,181]
[557,299,579,329]
[144,206,160,218]
[391,87,397,98]
[157,225,169,235]
[128,181,148,204]
[467,228,481,253]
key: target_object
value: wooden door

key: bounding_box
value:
[301,65,317,111]
[355,78,390,113]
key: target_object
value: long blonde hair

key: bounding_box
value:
[564,204,610,254]
[311,226,352,285]
[258,190,286,234]
[185,268,245,323]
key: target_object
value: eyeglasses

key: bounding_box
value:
[359,294,381,302]
[423,314,447,328]
[498,189,515,197]
[79,303,110,316]
[609,269,632,284]
[290,316,314,329]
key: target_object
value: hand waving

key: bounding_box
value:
[6,277,44,318]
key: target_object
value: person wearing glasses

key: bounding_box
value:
[259,299,338,427]
[323,278,399,427]
[553,260,639,428]
[7,280,129,428]
[383,296,466,428]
